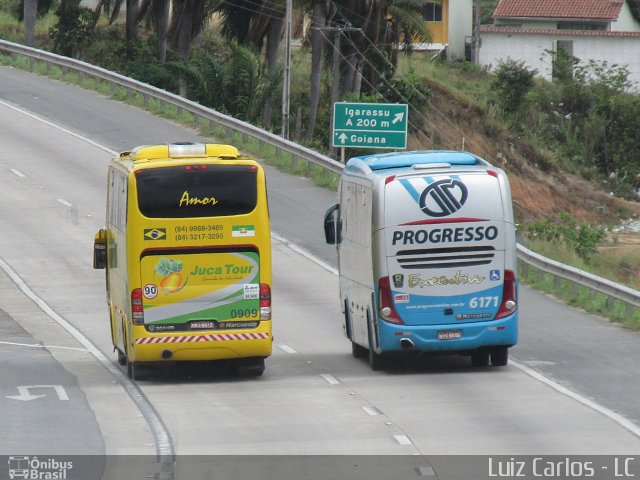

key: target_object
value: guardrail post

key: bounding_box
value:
[625,303,634,319]
[607,295,615,310]
[28,57,35,72]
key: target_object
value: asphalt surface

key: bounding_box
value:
[0,64,639,463]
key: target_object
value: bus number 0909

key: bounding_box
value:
[231,308,258,318]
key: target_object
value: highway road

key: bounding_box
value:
[0,65,639,478]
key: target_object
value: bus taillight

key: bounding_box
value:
[260,283,271,320]
[131,288,144,325]
[378,276,404,325]
[495,270,517,319]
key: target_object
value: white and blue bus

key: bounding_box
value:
[324,151,518,370]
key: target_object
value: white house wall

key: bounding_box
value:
[479,31,640,91]
[612,3,640,31]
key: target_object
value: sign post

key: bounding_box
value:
[332,102,408,150]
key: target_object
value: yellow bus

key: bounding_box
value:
[93,143,271,379]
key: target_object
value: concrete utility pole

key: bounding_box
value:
[473,0,482,64]
[282,0,292,139]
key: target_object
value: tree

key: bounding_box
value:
[49,0,96,57]
[23,0,37,45]
[18,0,55,46]
[492,58,537,113]
[305,0,336,140]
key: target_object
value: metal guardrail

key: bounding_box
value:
[1,38,639,316]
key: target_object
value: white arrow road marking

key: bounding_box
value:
[6,385,69,402]
[392,112,405,124]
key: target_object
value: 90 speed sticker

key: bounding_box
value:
[143,284,158,299]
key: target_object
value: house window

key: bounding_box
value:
[423,2,442,21]
[558,22,607,31]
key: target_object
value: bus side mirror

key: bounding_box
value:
[324,203,339,245]
[93,229,107,269]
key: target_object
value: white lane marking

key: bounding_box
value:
[56,198,73,207]
[4,94,639,444]
[511,360,640,438]
[273,229,640,440]
[0,98,117,155]
[416,466,436,477]
[0,255,173,457]
[362,406,382,416]
[7,385,69,401]
[0,340,88,352]
[394,434,412,445]
[320,373,340,385]
[10,168,26,178]
[271,232,338,276]
[277,343,297,354]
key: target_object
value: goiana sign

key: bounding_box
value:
[332,102,408,149]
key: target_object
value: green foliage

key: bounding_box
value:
[378,66,430,132]
[170,40,280,125]
[492,58,537,113]
[222,42,263,121]
[48,2,94,57]
[525,212,606,261]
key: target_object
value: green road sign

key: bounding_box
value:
[332,102,408,149]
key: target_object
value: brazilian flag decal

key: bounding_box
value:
[144,228,167,240]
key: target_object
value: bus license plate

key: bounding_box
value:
[190,321,217,330]
[438,329,462,340]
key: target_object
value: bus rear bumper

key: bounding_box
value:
[377,314,517,353]
[131,329,272,362]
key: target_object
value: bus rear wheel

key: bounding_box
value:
[352,341,368,358]
[367,321,386,371]
[490,347,509,367]
[471,350,490,367]
[117,349,127,366]
[236,357,265,377]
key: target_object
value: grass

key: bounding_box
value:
[519,259,640,329]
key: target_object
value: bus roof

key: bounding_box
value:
[120,143,240,164]
[344,150,495,178]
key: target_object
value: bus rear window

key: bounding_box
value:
[136,165,258,218]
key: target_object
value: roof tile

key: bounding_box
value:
[493,0,625,20]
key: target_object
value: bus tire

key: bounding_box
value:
[471,350,490,367]
[117,349,127,366]
[490,347,509,367]
[236,357,265,377]
[352,341,368,359]
[126,358,138,380]
[367,320,386,371]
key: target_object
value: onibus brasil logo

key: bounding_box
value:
[8,456,73,480]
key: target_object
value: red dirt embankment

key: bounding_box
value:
[408,80,640,226]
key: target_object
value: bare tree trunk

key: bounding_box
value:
[155,0,170,62]
[126,0,139,58]
[305,0,333,141]
[262,11,284,129]
[23,0,37,46]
